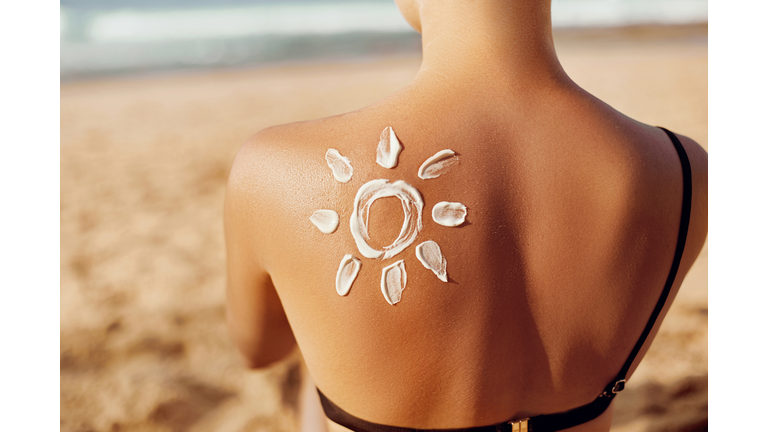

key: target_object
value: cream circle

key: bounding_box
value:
[350,179,424,259]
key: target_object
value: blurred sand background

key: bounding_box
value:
[61,24,708,432]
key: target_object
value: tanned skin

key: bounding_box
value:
[225,1,708,431]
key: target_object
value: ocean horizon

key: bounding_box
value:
[61,0,708,80]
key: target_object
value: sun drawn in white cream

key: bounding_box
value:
[310,126,467,305]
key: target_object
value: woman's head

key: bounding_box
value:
[394,0,422,33]
[394,0,552,35]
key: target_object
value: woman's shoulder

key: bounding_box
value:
[231,106,385,169]
[228,114,356,190]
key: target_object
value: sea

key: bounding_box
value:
[60,0,708,80]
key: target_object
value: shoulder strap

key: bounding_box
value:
[612,127,692,382]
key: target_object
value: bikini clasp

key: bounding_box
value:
[600,379,627,398]
[611,379,626,394]
[508,418,529,432]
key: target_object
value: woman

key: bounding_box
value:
[224,1,708,431]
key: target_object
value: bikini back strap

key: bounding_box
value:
[317,389,513,432]
[319,386,611,432]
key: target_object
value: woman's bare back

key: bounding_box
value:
[225,75,708,429]
[225,1,707,430]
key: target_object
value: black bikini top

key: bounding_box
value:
[317,127,693,432]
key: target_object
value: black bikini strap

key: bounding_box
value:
[616,127,692,382]
[318,389,509,432]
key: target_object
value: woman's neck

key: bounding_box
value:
[413,0,569,89]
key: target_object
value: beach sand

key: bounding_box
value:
[61,24,707,432]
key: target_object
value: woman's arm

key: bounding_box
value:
[224,138,297,369]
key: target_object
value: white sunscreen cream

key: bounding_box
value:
[432,201,467,227]
[336,254,361,296]
[381,260,406,305]
[415,240,448,282]
[376,126,402,169]
[350,179,424,259]
[325,148,353,183]
[309,209,340,234]
[418,149,458,180]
